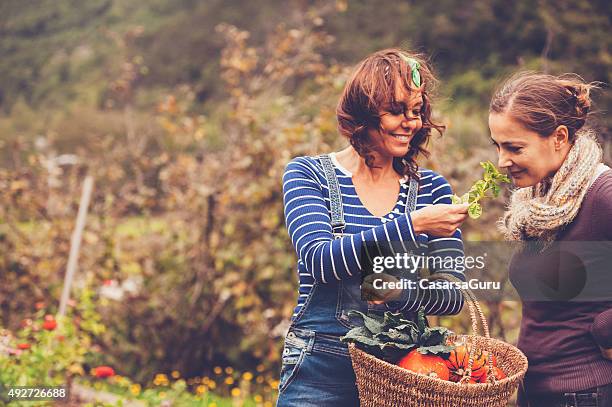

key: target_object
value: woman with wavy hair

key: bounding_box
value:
[489,72,612,406]
[276,48,470,406]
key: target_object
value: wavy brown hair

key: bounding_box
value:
[336,48,446,180]
[490,71,598,143]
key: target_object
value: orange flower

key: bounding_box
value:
[42,315,57,331]
[93,366,115,378]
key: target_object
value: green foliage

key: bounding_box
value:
[0,4,342,384]
[81,371,276,406]
[1,0,609,120]
[0,287,105,406]
[340,309,455,363]
[451,161,510,219]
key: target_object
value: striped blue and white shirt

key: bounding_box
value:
[283,153,465,319]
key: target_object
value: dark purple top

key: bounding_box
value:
[509,170,612,394]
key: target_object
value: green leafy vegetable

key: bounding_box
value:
[451,161,510,219]
[340,308,454,363]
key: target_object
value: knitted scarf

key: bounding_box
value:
[498,129,602,242]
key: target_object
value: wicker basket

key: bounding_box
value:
[348,275,528,407]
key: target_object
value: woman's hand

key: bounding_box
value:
[600,346,612,361]
[363,274,403,305]
[411,203,470,236]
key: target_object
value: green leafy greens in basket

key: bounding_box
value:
[340,308,455,363]
[451,161,511,219]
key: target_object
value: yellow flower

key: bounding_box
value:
[224,366,234,375]
[224,377,234,385]
[242,371,253,381]
[153,373,169,386]
[213,366,222,375]
[208,403,217,407]
[207,381,217,390]
[130,384,141,395]
[68,364,85,376]
[263,402,273,407]
[231,387,241,397]
[269,379,280,389]
[256,364,265,372]
[254,394,263,403]
[171,370,180,379]
[196,384,207,395]
[256,376,264,384]
[159,391,167,399]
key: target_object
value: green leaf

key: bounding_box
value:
[468,190,480,203]
[420,326,451,346]
[451,194,462,204]
[375,327,416,345]
[417,343,455,355]
[381,341,417,350]
[468,202,482,219]
[383,311,403,328]
[480,161,495,173]
[395,322,419,333]
[340,326,378,347]
[417,307,427,334]
[455,161,510,219]
[347,310,385,334]
[497,173,511,183]
[492,184,501,197]
[474,180,487,195]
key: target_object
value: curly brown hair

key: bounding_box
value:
[336,48,445,180]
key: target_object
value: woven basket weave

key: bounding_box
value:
[348,275,528,407]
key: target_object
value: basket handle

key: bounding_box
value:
[428,274,497,384]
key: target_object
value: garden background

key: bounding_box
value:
[1,0,610,405]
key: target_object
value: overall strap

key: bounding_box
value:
[318,154,345,238]
[405,175,424,259]
[405,176,419,214]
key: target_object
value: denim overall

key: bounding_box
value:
[276,154,418,407]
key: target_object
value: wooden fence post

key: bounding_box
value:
[58,175,94,317]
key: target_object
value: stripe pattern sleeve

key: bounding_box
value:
[387,173,465,316]
[283,157,417,284]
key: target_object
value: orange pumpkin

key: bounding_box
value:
[478,365,507,383]
[444,344,497,382]
[397,349,450,381]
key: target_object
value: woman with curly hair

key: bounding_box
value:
[276,48,470,406]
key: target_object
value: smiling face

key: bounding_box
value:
[489,112,569,188]
[368,83,423,158]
